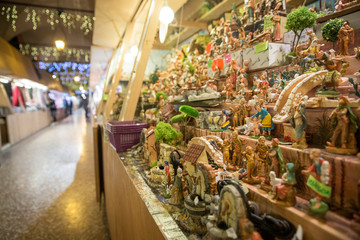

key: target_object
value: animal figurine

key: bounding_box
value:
[269,171,282,192]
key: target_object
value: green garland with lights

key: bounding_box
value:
[0,5,94,34]
[19,43,90,62]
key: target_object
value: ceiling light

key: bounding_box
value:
[130,46,138,56]
[124,53,132,63]
[55,40,65,50]
[79,86,84,91]
[52,74,56,79]
[159,22,168,43]
[74,76,80,82]
[159,6,174,24]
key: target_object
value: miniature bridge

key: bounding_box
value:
[273,70,328,123]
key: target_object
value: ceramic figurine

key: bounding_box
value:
[164,161,171,186]
[270,163,297,206]
[230,106,241,128]
[270,11,282,41]
[169,167,184,205]
[255,136,269,179]
[225,78,234,102]
[314,53,340,91]
[242,146,261,184]
[232,132,247,168]
[255,3,262,21]
[268,138,285,178]
[326,96,358,154]
[239,98,248,126]
[338,20,354,56]
[229,60,240,85]
[302,149,331,214]
[247,0,255,25]
[222,138,231,167]
[251,103,274,136]
[290,96,308,149]
[259,72,270,102]
[251,116,261,136]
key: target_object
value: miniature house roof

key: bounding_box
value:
[183,144,205,164]
[160,104,175,117]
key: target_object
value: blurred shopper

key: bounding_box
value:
[68,99,73,115]
[48,97,57,122]
[83,97,89,119]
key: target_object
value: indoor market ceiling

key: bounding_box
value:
[0,0,96,91]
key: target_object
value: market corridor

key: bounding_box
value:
[0,111,110,239]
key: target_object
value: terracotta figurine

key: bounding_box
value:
[302,149,331,214]
[232,132,246,167]
[222,138,231,166]
[251,103,274,136]
[290,96,308,149]
[271,163,297,206]
[270,11,282,41]
[326,96,358,154]
[255,136,269,178]
[338,20,354,56]
[268,138,285,178]
[243,146,261,184]
[169,167,184,205]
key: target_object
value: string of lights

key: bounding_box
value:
[0,5,95,34]
[19,43,91,62]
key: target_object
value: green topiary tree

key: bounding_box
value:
[285,6,317,52]
[156,91,167,102]
[171,105,199,143]
[149,66,160,84]
[154,121,182,145]
[321,18,345,49]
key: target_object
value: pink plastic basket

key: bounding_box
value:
[106,121,148,152]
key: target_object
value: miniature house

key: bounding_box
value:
[183,144,208,176]
[145,126,157,167]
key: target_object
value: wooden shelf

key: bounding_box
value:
[166,0,240,47]
[316,4,360,23]
[247,184,360,240]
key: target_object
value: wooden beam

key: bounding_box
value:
[170,20,207,29]
[103,20,136,120]
[119,0,165,121]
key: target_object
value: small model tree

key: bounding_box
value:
[321,18,345,49]
[171,105,199,142]
[156,91,167,101]
[149,66,160,84]
[154,121,182,145]
[285,6,317,52]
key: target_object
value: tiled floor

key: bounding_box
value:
[0,111,110,240]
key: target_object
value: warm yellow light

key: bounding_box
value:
[74,76,80,82]
[159,22,168,43]
[159,6,174,24]
[79,86,84,91]
[55,40,65,49]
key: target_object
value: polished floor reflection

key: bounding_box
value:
[0,111,109,239]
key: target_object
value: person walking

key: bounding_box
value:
[83,97,89,119]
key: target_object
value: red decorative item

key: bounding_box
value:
[206,41,214,54]
[212,58,224,72]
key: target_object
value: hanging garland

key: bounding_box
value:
[19,43,91,62]
[0,5,94,34]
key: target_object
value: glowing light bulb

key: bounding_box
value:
[74,76,80,82]
[124,53,132,63]
[159,6,174,24]
[130,46,138,56]
[55,40,65,49]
